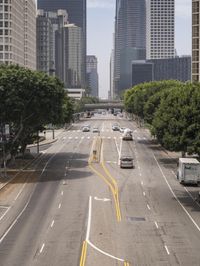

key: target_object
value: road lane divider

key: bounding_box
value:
[152,153,200,233]
[80,196,130,265]
[101,141,122,221]
[101,160,122,222]
[89,163,121,222]
[80,241,88,266]
[88,138,122,222]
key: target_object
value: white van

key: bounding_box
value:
[120,156,134,168]
[177,158,200,185]
[122,128,133,140]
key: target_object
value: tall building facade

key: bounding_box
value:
[37,0,86,87]
[36,10,68,77]
[0,0,36,69]
[146,0,175,59]
[24,0,36,69]
[131,56,191,87]
[114,0,146,96]
[192,0,200,81]
[86,55,99,97]
[64,24,83,88]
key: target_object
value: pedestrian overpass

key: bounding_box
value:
[84,100,124,111]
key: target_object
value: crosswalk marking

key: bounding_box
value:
[66,135,148,141]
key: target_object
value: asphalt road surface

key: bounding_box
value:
[0,113,200,266]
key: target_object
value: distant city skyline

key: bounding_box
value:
[36,0,192,98]
[87,0,191,98]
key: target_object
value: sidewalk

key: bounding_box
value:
[0,126,72,190]
[27,128,65,148]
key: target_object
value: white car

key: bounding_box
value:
[120,156,134,168]
[120,127,126,133]
[92,127,100,133]
[82,126,90,132]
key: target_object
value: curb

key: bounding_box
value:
[27,137,58,148]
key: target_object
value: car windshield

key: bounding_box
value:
[121,157,133,161]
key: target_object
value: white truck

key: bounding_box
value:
[122,128,133,140]
[177,158,200,185]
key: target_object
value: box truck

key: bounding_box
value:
[177,158,200,185]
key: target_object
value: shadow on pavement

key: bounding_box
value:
[172,189,200,213]
[0,151,91,186]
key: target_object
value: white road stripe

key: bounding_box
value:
[154,221,159,229]
[14,183,26,201]
[51,220,54,227]
[86,196,92,241]
[141,181,144,185]
[147,204,151,210]
[87,137,90,139]
[58,203,61,209]
[61,191,63,196]
[114,138,120,157]
[153,153,200,232]
[143,191,146,196]
[171,170,176,177]
[165,245,170,255]
[139,172,142,176]
[81,136,84,139]
[0,139,68,244]
[40,243,45,253]
[75,137,78,139]
[87,240,124,262]
[0,207,11,222]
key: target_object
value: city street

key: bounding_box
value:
[0,114,200,266]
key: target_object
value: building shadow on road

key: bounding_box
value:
[0,151,92,186]
[172,189,200,213]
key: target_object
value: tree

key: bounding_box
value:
[124,80,183,119]
[0,65,67,161]
[152,83,200,156]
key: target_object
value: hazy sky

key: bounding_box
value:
[87,0,192,98]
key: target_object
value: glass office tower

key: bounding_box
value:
[114,0,146,96]
[37,0,86,87]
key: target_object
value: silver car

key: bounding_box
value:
[120,156,134,168]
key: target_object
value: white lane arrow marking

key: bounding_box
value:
[94,197,111,202]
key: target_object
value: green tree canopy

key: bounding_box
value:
[0,64,71,159]
[124,80,183,119]
[152,83,200,155]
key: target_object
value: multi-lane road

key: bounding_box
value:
[0,114,200,266]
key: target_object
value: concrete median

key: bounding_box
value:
[90,137,102,163]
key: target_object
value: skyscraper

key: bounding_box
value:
[192,0,200,81]
[0,0,36,69]
[146,0,175,59]
[114,0,146,96]
[36,10,68,77]
[37,0,86,87]
[64,24,83,88]
[86,55,99,97]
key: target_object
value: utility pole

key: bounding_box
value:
[0,123,7,178]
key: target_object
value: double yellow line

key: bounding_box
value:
[124,262,130,266]
[79,241,88,266]
[88,139,122,222]
[101,160,122,222]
